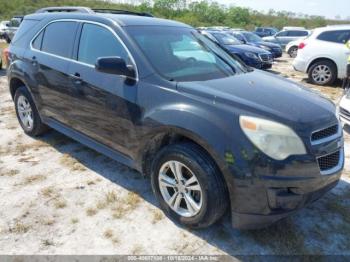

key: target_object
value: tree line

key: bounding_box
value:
[0,0,348,30]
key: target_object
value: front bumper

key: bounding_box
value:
[228,123,344,229]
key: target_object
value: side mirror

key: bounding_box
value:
[95,57,135,78]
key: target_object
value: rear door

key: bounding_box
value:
[27,20,79,124]
[66,22,139,156]
[316,29,350,78]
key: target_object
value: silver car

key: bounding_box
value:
[263,29,310,48]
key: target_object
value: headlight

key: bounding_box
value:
[239,116,306,160]
[244,52,259,60]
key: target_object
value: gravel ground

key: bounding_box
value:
[0,54,350,256]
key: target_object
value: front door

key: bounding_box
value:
[66,22,140,157]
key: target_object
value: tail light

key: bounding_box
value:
[298,42,306,49]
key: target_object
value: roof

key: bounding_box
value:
[25,9,190,28]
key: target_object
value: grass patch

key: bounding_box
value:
[0,169,19,177]
[86,207,98,216]
[42,239,54,247]
[22,174,46,185]
[151,209,164,224]
[10,222,31,234]
[71,218,79,224]
[59,153,86,172]
[54,198,67,209]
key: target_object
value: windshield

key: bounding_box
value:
[242,32,262,42]
[126,26,248,82]
[211,33,241,45]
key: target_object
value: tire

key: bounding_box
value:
[14,86,49,136]
[151,143,228,228]
[288,46,298,58]
[308,60,337,86]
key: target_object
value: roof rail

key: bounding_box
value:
[35,6,153,17]
[92,9,153,17]
[35,6,93,14]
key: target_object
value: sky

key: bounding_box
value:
[216,0,350,20]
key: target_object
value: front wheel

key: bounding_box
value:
[151,143,228,228]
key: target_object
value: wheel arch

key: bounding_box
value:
[307,57,338,76]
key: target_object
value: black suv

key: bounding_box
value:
[7,7,344,229]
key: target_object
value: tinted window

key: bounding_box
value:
[256,28,263,32]
[32,30,44,49]
[212,33,241,45]
[41,21,78,58]
[289,30,308,37]
[276,31,288,37]
[78,23,129,65]
[11,19,37,43]
[317,30,350,44]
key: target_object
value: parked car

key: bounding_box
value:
[339,92,350,126]
[282,26,306,31]
[230,30,283,58]
[263,29,310,48]
[285,38,305,58]
[293,25,350,85]
[0,20,9,39]
[253,27,278,37]
[200,30,273,69]
[8,7,343,230]
[3,16,23,43]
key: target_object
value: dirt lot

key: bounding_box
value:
[0,54,350,256]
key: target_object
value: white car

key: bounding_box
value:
[293,25,350,86]
[286,39,304,58]
[0,20,9,38]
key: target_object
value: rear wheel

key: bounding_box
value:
[288,46,298,58]
[151,143,228,228]
[308,60,337,86]
[14,86,49,136]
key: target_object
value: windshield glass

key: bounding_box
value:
[211,32,241,45]
[126,26,248,82]
[242,32,262,42]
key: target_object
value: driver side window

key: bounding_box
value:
[276,31,288,37]
[78,23,129,66]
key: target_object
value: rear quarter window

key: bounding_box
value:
[40,21,78,58]
[317,30,350,44]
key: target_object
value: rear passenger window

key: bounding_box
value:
[78,23,129,65]
[317,30,350,44]
[41,21,78,58]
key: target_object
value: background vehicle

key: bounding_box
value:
[339,92,350,126]
[7,7,343,230]
[230,30,283,58]
[3,16,23,43]
[254,27,278,37]
[263,29,310,48]
[285,38,305,58]
[0,20,9,39]
[293,25,350,85]
[200,30,274,69]
[283,26,306,31]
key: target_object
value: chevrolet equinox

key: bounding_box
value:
[7,7,344,229]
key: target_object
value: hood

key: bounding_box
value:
[224,44,270,54]
[177,70,336,133]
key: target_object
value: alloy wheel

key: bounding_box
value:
[311,65,332,85]
[158,160,203,217]
[17,95,34,130]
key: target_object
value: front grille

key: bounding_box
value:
[311,124,338,142]
[317,150,340,171]
[259,53,273,62]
